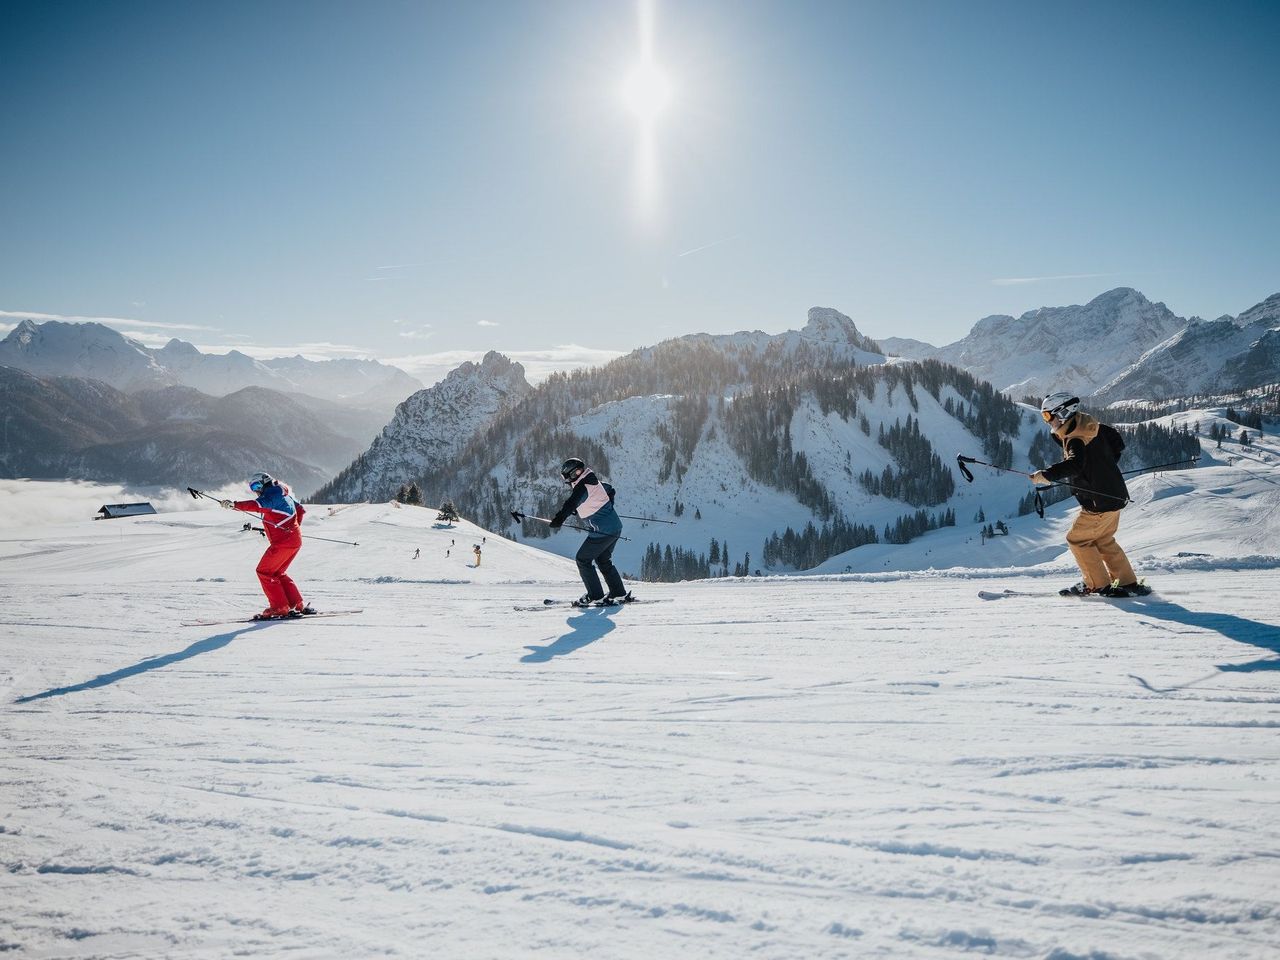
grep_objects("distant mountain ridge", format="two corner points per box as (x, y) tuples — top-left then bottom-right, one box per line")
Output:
(1092, 292), (1280, 403)
(0, 318), (422, 411)
(0, 366), (359, 490)
(314, 351), (533, 502)
(884, 287), (1280, 404)
(928, 288), (1186, 399)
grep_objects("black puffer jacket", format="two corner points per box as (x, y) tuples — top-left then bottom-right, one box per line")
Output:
(1041, 413), (1129, 512)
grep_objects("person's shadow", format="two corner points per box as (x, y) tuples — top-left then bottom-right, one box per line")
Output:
(13, 624), (266, 703)
(1119, 596), (1280, 691)
(521, 608), (618, 663)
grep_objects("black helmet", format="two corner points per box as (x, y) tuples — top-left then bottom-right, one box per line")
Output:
(560, 457), (586, 483)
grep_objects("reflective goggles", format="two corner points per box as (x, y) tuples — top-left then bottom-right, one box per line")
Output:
(249, 479), (265, 493)
(1040, 408), (1057, 423)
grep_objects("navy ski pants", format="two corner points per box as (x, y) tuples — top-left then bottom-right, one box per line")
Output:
(576, 534), (626, 600)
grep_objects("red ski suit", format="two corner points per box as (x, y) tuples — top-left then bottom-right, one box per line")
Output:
(232, 485), (306, 612)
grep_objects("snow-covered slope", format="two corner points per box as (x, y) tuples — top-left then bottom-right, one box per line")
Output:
(931, 288), (1185, 398)
(315, 351), (531, 502)
(2, 455), (1279, 958)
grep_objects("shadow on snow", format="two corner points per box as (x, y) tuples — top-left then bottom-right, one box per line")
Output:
(1121, 597), (1280, 691)
(521, 608), (618, 663)
(13, 624), (267, 703)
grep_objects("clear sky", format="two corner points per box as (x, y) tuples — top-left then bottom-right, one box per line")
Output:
(1, 0), (1277, 382)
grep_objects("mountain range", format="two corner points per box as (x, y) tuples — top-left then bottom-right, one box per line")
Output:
(0, 367), (361, 490)
(883, 288), (1280, 402)
(0, 318), (422, 412)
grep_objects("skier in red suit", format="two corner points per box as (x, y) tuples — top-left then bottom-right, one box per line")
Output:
(220, 472), (315, 620)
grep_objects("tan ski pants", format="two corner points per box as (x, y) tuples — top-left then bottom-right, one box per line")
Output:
(1066, 508), (1136, 590)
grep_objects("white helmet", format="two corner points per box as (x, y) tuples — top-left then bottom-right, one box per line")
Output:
(1040, 392), (1080, 424)
(249, 471), (275, 493)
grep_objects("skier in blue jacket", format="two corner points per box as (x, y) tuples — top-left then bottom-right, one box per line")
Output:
(549, 457), (633, 606)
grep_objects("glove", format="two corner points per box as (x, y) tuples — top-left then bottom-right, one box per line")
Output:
(219, 499), (235, 509)
(549, 522), (562, 533)
(1029, 471), (1048, 486)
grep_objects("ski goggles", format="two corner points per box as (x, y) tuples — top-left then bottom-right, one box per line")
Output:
(249, 479), (266, 493)
(1041, 401), (1078, 423)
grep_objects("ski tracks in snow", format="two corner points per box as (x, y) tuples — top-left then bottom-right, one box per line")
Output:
(3, 569), (1280, 956)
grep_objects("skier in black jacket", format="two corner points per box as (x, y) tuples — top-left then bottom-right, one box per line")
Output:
(1031, 392), (1148, 597)
(550, 457), (633, 606)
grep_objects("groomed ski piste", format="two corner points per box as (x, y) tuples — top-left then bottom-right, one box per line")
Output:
(2, 444), (1279, 958)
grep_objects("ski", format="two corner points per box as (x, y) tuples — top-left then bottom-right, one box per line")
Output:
(977, 589), (1155, 601)
(181, 609), (363, 627)
(512, 598), (671, 612)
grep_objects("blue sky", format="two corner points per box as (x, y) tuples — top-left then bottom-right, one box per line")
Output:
(1, 0), (1276, 382)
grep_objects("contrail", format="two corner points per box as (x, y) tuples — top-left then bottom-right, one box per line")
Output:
(677, 234), (740, 258)
(991, 272), (1120, 286)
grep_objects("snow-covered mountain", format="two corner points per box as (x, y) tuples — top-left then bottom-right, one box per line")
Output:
(0, 367), (366, 490)
(0, 318), (172, 391)
(0, 319), (422, 411)
(1093, 292), (1280, 403)
(928, 288), (1186, 399)
(878, 335), (937, 360)
(380, 307), (1070, 578)
(314, 351), (532, 502)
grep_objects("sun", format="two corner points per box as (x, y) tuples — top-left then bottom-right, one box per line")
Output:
(622, 60), (672, 124)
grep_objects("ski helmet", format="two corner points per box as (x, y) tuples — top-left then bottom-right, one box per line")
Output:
(1040, 392), (1080, 424)
(560, 457), (586, 483)
(249, 471), (276, 493)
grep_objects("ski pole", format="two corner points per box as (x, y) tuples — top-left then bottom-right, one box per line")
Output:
(509, 510), (632, 542)
(616, 513), (677, 524)
(241, 524), (359, 546)
(955, 454), (1135, 518)
(192, 488), (358, 545)
(1121, 456), (1199, 477)
(954, 455), (1031, 482)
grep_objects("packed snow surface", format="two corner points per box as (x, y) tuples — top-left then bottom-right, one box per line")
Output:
(3, 472), (1280, 958)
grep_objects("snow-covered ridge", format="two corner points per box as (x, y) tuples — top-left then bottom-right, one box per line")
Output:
(314, 351), (531, 502)
(0, 318), (422, 410)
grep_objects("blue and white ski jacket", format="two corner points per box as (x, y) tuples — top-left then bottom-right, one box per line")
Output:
(233, 482), (306, 544)
(551, 468), (622, 538)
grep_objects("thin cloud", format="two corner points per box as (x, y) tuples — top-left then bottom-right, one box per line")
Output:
(477, 320), (500, 327)
(377, 263), (419, 271)
(390, 343), (625, 386)
(991, 272), (1120, 286)
(398, 328), (435, 340)
(0, 309), (217, 332)
(193, 341), (377, 361)
(677, 234), (740, 258)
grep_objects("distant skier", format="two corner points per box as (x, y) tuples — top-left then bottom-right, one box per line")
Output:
(220, 472), (315, 619)
(1031, 393), (1148, 597)
(413, 547), (420, 559)
(473, 544), (482, 567)
(549, 457), (633, 606)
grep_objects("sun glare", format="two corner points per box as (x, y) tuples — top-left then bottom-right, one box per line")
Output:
(622, 61), (672, 123)
(624, 0), (672, 225)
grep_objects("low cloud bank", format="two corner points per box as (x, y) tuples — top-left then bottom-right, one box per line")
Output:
(0, 480), (243, 528)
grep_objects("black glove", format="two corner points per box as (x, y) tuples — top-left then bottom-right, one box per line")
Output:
(549, 521), (562, 533)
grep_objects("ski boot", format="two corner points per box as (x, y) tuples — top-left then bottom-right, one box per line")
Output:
(1098, 580), (1152, 598)
(253, 607), (292, 621)
(603, 591), (635, 605)
(571, 594), (603, 608)
(1058, 582), (1095, 597)
(293, 604), (318, 616)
